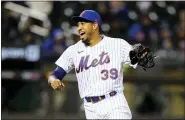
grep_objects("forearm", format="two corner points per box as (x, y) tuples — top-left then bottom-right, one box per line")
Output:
(50, 66), (67, 80)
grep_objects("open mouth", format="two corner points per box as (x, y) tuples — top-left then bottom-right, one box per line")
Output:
(80, 32), (85, 37)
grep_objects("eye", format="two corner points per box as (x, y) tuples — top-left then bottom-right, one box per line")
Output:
(77, 22), (84, 27)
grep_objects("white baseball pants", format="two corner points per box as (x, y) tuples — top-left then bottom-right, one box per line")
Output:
(83, 91), (132, 119)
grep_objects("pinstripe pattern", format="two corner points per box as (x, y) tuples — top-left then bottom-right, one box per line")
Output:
(55, 35), (135, 119)
(83, 91), (132, 119)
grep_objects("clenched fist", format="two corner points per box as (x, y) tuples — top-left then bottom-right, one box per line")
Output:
(48, 76), (65, 90)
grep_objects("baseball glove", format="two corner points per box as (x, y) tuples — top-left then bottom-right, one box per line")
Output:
(129, 44), (155, 71)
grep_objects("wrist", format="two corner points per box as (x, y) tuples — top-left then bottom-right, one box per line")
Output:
(48, 75), (56, 84)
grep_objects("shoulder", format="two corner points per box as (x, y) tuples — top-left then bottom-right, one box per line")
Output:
(103, 35), (129, 45)
(72, 40), (85, 49)
(66, 40), (82, 50)
(63, 44), (75, 54)
(64, 40), (85, 55)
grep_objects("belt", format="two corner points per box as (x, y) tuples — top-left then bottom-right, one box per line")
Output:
(85, 91), (117, 104)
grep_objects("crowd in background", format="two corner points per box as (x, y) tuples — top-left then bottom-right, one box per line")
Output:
(2, 1), (184, 59)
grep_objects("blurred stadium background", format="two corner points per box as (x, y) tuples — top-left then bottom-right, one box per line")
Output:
(1, 1), (185, 119)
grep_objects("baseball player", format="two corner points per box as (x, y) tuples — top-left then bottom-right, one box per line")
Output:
(48, 10), (155, 119)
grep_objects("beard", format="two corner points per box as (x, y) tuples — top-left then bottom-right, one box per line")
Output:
(82, 39), (91, 46)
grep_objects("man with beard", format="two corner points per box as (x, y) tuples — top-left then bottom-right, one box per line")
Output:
(47, 10), (155, 119)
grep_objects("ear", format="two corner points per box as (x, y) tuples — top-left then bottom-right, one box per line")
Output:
(93, 23), (98, 30)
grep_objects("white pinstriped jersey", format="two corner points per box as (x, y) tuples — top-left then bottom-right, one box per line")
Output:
(55, 36), (137, 98)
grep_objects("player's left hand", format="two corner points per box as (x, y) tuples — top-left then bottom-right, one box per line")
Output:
(129, 44), (156, 71)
